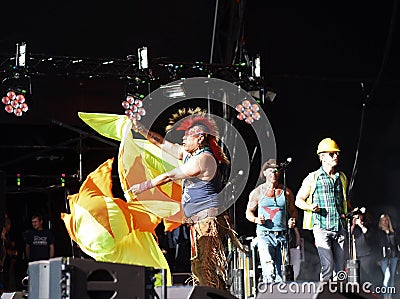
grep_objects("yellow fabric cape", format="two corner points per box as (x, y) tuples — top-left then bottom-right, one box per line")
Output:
(61, 112), (187, 286)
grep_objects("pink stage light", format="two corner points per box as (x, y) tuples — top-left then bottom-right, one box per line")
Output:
(121, 93), (146, 121)
(236, 99), (261, 124)
(2, 89), (28, 117)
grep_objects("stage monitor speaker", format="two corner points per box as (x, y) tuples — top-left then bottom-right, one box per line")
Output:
(155, 285), (237, 299)
(155, 286), (193, 299)
(48, 257), (156, 299)
(2, 292), (26, 299)
(255, 282), (381, 299)
(28, 260), (50, 299)
(188, 286), (237, 299)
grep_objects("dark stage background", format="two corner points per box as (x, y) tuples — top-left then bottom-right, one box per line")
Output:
(0, 0), (400, 286)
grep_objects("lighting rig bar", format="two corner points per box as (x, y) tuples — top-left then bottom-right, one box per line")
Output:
(0, 53), (146, 80)
(0, 53), (265, 89)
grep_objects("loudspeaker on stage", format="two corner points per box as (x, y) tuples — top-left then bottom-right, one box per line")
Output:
(28, 257), (156, 299)
(155, 285), (238, 299)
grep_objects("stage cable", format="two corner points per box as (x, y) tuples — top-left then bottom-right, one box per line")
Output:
(348, 0), (398, 201)
(209, 0), (219, 64)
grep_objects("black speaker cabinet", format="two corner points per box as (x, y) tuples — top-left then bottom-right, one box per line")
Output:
(48, 257), (156, 299)
(155, 285), (238, 299)
(28, 260), (50, 299)
(2, 292), (26, 299)
(155, 286), (193, 299)
(188, 286), (238, 299)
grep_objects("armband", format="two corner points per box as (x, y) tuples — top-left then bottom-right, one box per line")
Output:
(138, 180), (154, 192)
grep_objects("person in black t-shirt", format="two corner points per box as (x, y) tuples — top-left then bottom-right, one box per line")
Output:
(350, 212), (380, 286)
(23, 215), (55, 262)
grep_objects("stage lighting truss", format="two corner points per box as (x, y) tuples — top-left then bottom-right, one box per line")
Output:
(0, 42), (268, 120)
(235, 99), (261, 124)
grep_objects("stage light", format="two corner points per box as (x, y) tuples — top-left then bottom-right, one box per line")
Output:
(17, 173), (21, 187)
(235, 99), (261, 124)
(2, 88), (29, 117)
(254, 55), (261, 78)
(121, 92), (146, 120)
(249, 89), (277, 104)
(1, 42), (31, 117)
(16, 42), (27, 67)
(61, 173), (66, 187)
(138, 46), (148, 69)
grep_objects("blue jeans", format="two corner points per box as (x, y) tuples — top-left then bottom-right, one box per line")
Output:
(256, 231), (288, 283)
(380, 256), (398, 298)
(313, 227), (346, 281)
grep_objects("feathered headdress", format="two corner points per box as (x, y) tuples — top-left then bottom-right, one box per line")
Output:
(165, 107), (230, 165)
(165, 107), (217, 135)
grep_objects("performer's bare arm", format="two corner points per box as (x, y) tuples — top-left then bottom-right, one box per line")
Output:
(245, 188), (265, 224)
(25, 244), (30, 261)
(286, 187), (298, 220)
(49, 243), (55, 258)
(295, 174), (320, 212)
(132, 119), (183, 160)
(127, 153), (216, 196)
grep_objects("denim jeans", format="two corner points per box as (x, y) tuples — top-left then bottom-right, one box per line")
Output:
(380, 256), (398, 298)
(256, 231), (288, 283)
(313, 226), (346, 281)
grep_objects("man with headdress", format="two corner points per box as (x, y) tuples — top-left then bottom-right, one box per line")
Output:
(127, 107), (244, 290)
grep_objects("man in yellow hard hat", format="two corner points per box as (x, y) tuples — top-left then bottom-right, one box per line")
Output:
(295, 138), (351, 281)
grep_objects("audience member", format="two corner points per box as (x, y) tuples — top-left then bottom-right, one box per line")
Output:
(377, 213), (399, 299)
(23, 214), (55, 263)
(350, 212), (380, 285)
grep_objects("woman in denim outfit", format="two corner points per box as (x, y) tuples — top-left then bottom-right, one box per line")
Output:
(377, 213), (399, 299)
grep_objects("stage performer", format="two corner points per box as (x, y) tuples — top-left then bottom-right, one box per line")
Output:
(127, 107), (245, 290)
(295, 137), (351, 281)
(246, 159), (298, 283)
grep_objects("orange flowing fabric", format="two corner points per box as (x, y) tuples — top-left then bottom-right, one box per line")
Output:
(61, 112), (189, 286)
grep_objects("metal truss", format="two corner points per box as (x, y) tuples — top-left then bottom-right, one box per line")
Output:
(0, 53), (265, 90)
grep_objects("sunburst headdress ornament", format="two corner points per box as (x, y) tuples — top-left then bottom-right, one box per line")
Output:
(165, 107), (230, 165)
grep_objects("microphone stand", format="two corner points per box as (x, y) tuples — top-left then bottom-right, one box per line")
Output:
(281, 168), (294, 282)
(346, 214), (360, 283)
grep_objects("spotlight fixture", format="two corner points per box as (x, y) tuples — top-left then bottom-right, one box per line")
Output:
(2, 88), (29, 116)
(253, 55), (261, 78)
(121, 93), (146, 120)
(249, 89), (277, 104)
(138, 46), (148, 69)
(235, 99), (261, 124)
(1, 42), (31, 117)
